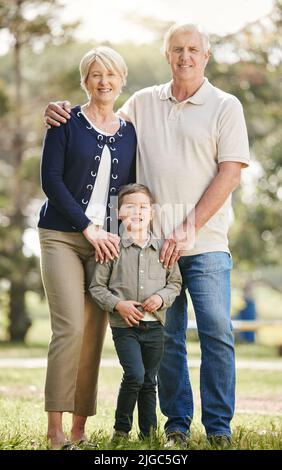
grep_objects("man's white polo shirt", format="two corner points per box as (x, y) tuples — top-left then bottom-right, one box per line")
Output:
(120, 78), (250, 255)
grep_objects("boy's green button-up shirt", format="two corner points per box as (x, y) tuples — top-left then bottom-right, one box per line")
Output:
(89, 233), (182, 327)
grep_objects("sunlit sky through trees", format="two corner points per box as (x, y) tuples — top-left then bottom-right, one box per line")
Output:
(0, 0), (274, 54)
(60, 0), (274, 44)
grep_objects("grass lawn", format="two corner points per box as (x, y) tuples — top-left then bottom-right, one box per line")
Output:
(0, 287), (281, 450)
(0, 360), (281, 450)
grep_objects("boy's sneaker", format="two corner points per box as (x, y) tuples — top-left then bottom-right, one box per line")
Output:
(165, 431), (189, 448)
(207, 434), (232, 449)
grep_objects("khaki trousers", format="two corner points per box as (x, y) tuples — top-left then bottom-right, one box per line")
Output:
(39, 228), (108, 416)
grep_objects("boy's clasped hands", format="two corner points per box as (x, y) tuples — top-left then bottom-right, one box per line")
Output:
(115, 294), (163, 327)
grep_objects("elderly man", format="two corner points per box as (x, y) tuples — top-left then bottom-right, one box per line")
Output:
(45, 23), (250, 446)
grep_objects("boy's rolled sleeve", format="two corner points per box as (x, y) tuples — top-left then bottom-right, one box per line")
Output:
(155, 262), (182, 309)
(89, 261), (121, 313)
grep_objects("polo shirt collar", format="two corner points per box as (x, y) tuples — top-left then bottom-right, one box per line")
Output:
(159, 77), (211, 105)
(121, 232), (158, 250)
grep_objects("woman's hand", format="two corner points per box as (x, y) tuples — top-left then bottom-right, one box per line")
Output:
(83, 224), (120, 263)
(115, 300), (144, 327)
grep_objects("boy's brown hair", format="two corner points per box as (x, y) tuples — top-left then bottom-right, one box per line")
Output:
(117, 183), (154, 209)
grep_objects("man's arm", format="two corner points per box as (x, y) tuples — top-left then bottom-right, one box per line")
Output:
(161, 161), (243, 268)
(44, 102), (132, 128)
(44, 89), (138, 128)
(193, 161), (242, 231)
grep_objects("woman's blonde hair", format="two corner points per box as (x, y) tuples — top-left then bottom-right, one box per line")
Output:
(80, 46), (127, 97)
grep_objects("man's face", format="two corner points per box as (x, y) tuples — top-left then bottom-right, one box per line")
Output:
(166, 31), (210, 84)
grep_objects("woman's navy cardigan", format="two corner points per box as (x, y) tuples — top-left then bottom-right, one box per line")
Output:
(38, 105), (136, 232)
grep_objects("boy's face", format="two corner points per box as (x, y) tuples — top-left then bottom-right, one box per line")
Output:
(118, 192), (152, 234)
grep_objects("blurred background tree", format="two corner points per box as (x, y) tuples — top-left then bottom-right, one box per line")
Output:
(0, 0), (79, 341)
(0, 0), (281, 342)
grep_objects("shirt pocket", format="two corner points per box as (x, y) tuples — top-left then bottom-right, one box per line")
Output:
(148, 259), (166, 281)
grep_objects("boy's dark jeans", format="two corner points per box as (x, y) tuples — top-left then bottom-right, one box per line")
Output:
(111, 321), (164, 437)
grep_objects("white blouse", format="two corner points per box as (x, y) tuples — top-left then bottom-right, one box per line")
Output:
(81, 111), (113, 227)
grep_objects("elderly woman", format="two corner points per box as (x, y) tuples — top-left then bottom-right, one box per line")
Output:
(38, 46), (137, 449)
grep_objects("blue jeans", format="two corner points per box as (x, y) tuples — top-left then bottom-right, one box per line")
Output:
(112, 321), (164, 436)
(158, 252), (235, 437)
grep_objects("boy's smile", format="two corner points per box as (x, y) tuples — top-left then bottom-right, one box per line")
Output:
(118, 192), (153, 236)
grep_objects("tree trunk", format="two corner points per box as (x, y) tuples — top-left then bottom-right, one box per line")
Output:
(7, 16), (32, 343)
(8, 280), (31, 342)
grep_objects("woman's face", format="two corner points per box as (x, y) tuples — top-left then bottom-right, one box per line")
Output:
(86, 61), (123, 104)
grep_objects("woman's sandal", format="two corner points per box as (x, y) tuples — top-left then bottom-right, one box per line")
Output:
(76, 440), (97, 450)
(60, 441), (79, 450)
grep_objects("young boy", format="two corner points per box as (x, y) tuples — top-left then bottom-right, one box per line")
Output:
(89, 183), (182, 439)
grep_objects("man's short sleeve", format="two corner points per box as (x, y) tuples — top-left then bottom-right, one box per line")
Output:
(217, 97), (250, 168)
(119, 94), (137, 126)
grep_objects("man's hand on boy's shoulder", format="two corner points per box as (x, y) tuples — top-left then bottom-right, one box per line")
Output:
(142, 294), (163, 313)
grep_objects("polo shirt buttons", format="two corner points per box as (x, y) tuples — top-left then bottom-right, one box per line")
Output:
(168, 105), (180, 121)
(140, 286), (144, 290)
(169, 102), (185, 121)
(140, 270), (144, 274)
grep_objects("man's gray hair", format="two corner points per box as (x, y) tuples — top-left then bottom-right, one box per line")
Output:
(162, 23), (211, 54)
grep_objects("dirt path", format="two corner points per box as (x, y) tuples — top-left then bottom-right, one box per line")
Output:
(1, 357), (281, 416)
(235, 396), (282, 415)
(1, 357), (281, 370)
